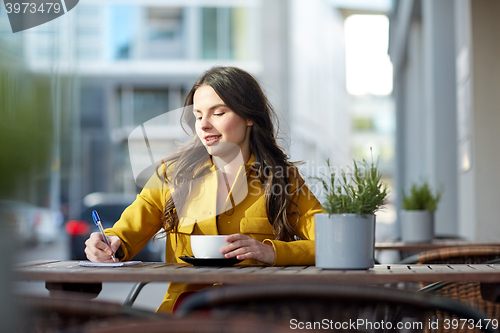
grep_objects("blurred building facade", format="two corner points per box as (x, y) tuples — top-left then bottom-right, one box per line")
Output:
(19, 0), (352, 220)
(389, 0), (500, 240)
(5, 0), (398, 229)
(20, 0), (274, 219)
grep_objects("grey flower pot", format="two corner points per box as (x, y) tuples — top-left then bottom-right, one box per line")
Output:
(315, 213), (375, 269)
(400, 210), (434, 243)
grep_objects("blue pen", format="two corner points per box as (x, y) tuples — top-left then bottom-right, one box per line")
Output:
(92, 210), (116, 262)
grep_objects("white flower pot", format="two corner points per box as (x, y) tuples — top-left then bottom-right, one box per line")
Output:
(315, 213), (375, 269)
(400, 210), (434, 243)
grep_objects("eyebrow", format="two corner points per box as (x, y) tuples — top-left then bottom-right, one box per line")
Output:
(193, 104), (228, 113)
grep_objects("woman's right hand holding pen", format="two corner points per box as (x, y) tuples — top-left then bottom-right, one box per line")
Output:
(85, 232), (121, 262)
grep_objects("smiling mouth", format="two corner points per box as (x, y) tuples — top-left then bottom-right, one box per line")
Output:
(205, 135), (221, 146)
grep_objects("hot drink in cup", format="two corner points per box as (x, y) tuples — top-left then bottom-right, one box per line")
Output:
(190, 235), (229, 258)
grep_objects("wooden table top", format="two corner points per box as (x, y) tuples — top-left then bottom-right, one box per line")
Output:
(15, 260), (500, 285)
(375, 239), (500, 251)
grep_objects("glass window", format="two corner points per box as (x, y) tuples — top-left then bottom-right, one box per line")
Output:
(143, 7), (185, 59)
(109, 5), (135, 60)
(202, 8), (218, 59)
(132, 89), (169, 126)
(202, 7), (234, 60)
(106, 5), (253, 61)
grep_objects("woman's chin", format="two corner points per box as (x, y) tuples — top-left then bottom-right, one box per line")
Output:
(206, 142), (241, 160)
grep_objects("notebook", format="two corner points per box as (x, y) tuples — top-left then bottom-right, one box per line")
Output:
(79, 261), (142, 267)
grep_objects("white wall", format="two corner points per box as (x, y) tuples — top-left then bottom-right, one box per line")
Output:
(454, 0), (476, 239)
(390, 0), (458, 238)
(259, 0), (290, 150)
(454, 0), (500, 240)
(421, 0), (458, 236)
(469, 0), (500, 239)
(392, 0), (500, 240)
(288, 0), (349, 181)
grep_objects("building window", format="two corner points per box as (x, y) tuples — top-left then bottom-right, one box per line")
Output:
(143, 7), (185, 59)
(109, 5), (136, 60)
(133, 89), (170, 126)
(202, 7), (234, 60)
(107, 5), (255, 61)
(118, 88), (172, 127)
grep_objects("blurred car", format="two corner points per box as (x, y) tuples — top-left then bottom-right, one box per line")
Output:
(65, 192), (164, 261)
(0, 200), (62, 246)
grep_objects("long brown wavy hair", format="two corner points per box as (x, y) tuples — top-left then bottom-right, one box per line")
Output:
(157, 66), (303, 241)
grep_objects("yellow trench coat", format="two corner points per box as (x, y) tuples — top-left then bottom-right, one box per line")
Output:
(105, 155), (323, 313)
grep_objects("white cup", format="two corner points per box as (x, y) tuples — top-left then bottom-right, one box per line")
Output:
(190, 235), (229, 258)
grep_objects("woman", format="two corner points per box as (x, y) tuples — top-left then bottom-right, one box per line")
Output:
(84, 66), (323, 313)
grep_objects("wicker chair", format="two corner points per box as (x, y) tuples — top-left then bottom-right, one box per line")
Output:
(398, 246), (500, 265)
(174, 283), (496, 333)
(417, 246), (500, 265)
(409, 246), (500, 333)
(82, 317), (299, 333)
(420, 281), (500, 333)
(16, 293), (168, 333)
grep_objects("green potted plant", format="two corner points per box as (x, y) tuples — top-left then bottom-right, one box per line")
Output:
(400, 181), (442, 243)
(313, 159), (388, 269)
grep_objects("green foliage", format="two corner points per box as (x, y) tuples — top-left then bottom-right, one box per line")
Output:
(0, 52), (53, 199)
(402, 181), (442, 212)
(314, 159), (388, 216)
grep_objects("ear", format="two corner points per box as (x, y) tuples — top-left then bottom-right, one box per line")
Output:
(246, 119), (253, 127)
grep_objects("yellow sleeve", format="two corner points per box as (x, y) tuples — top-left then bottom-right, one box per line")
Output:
(104, 168), (169, 261)
(263, 174), (324, 266)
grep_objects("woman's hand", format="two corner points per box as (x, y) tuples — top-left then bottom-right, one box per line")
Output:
(222, 234), (275, 265)
(84, 232), (121, 263)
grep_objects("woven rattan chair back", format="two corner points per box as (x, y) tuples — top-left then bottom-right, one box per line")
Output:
(16, 293), (167, 332)
(416, 247), (500, 333)
(175, 284), (495, 333)
(417, 246), (500, 265)
(82, 317), (301, 333)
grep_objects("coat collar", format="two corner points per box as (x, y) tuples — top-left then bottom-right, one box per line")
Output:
(193, 153), (256, 178)
(180, 153), (257, 236)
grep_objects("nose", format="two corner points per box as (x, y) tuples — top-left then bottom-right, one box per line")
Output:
(198, 116), (212, 130)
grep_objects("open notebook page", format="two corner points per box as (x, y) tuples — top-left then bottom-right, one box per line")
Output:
(79, 261), (142, 267)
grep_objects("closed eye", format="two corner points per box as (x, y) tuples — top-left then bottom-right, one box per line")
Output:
(193, 109), (225, 120)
